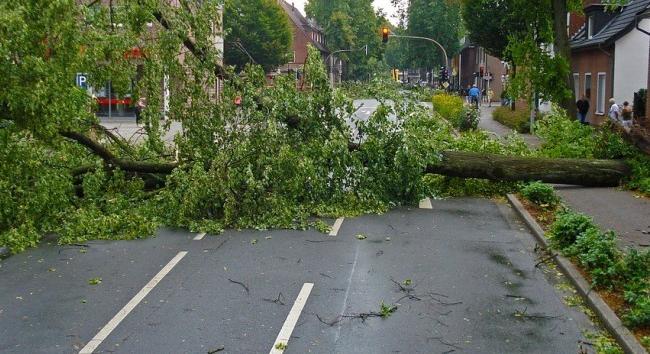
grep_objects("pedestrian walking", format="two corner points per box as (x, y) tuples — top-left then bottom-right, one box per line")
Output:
(487, 88), (494, 107)
(621, 101), (633, 129)
(465, 85), (472, 104)
(576, 96), (590, 124)
(608, 98), (620, 123)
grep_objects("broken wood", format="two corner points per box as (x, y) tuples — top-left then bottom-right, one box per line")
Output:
(426, 151), (631, 187)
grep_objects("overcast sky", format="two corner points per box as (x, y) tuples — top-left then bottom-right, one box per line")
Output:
(290, 0), (399, 24)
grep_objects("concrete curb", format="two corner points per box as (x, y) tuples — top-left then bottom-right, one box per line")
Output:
(506, 194), (647, 354)
(0, 246), (9, 260)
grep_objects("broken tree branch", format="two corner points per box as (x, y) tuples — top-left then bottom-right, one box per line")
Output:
(60, 130), (178, 174)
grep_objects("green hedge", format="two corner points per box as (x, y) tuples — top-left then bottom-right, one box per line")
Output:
(492, 106), (531, 133)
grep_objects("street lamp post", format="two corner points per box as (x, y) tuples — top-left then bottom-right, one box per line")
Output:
(325, 45), (368, 88)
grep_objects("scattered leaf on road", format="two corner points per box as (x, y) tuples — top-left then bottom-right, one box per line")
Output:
(356, 234), (367, 240)
(88, 277), (102, 285)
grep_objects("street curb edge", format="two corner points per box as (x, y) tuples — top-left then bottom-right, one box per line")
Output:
(0, 246), (9, 260)
(506, 193), (647, 354)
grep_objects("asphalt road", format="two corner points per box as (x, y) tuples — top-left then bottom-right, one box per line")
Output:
(0, 198), (602, 354)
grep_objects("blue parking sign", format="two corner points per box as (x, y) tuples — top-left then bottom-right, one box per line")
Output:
(76, 73), (88, 90)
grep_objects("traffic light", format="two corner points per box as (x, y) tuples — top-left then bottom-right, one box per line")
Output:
(382, 27), (390, 43)
(439, 66), (449, 82)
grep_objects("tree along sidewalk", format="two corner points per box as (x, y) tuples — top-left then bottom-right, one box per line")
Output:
(478, 106), (650, 251)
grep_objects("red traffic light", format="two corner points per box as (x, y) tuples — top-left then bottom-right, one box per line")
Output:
(382, 27), (390, 43)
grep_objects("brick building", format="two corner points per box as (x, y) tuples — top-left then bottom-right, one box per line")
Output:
(453, 40), (508, 102)
(276, 1), (339, 82)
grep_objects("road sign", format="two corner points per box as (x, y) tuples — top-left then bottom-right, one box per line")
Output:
(442, 82), (450, 89)
(76, 73), (88, 90)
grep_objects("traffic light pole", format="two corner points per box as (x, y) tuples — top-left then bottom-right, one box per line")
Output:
(388, 34), (449, 74)
(325, 45), (368, 88)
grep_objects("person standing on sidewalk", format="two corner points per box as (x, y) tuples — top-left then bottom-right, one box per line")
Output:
(608, 98), (620, 123)
(621, 101), (633, 129)
(576, 96), (590, 125)
(487, 88), (494, 107)
(135, 97), (147, 125)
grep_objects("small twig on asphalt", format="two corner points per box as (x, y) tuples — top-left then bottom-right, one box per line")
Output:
(427, 294), (462, 306)
(535, 253), (558, 268)
(505, 294), (526, 299)
(263, 292), (285, 305)
(319, 272), (333, 279)
(227, 278), (250, 295)
(427, 336), (462, 350)
(305, 239), (329, 243)
(513, 307), (562, 320)
(207, 346), (225, 353)
(442, 350), (456, 354)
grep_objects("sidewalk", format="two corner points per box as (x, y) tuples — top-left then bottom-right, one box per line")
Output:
(478, 106), (650, 250)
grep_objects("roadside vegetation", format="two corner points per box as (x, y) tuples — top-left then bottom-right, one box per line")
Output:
(432, 94), (480, 132)
(534, 110), (650, 196)
(518, 182), (650, 349)
(492, 106), (536, 134)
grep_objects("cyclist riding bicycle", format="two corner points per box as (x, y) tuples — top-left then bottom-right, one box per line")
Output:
(468, 85), (481, 108)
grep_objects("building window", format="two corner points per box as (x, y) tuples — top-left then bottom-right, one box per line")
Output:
(585, 73), (592, 99)
(596, 73), (606, 114)
(573, 73), (580, 100)
(587, 16), (594, 39)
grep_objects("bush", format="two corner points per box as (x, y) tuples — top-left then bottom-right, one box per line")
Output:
(432, 94), (464, 125)
(569, 229), (620, 287)
(460, 107), (480, 131)
(493, 106), (532, 133)
(520, 181), (559, 207)
(624, 297), (650, 328)
(548, 209), (598, 250)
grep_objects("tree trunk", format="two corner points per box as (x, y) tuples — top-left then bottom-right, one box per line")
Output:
(552, 0), (575, 115)
(426, 151), (631, 187)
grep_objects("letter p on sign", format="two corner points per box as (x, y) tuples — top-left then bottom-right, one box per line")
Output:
(76, 73), (88, 90)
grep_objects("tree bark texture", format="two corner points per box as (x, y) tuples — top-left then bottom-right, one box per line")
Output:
(426, 151), (631, 187)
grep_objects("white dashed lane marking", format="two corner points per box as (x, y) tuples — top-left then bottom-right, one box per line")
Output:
(193, 232), (207, 241)
(79, 251), (188, 354)
(269, 283), (314, 354)
(329, 217), (345, 236)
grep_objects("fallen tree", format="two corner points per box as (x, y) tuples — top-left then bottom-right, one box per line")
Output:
(426, 151), (631, 187)
(65, 130), (631, 188)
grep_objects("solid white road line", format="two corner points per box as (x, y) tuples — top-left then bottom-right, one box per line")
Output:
(329, 217), (345, 237)
(269, 283), (314, 354)
(193, 232), (207, 241)
(419, 198), (433, 209)
(79, 251), (188, 354)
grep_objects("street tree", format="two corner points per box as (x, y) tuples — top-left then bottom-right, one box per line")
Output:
(306, 0), (386, 80)
(405, 0), (462, 69)
(224, 0), (293, 72)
